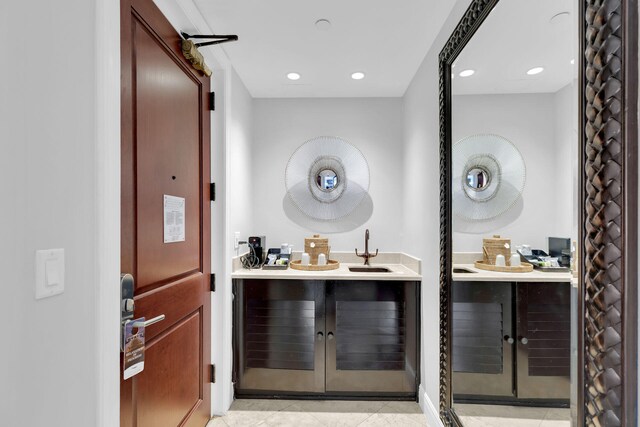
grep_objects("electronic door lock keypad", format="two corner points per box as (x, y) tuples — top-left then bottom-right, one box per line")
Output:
(121, 274), (135, 322)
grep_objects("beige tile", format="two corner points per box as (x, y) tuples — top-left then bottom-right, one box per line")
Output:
(294, 400), (387, 414)
(222, 410), (274, 427)
(454, 404), (548, 420)
(459, 415), (542, 427)
(457, 416), (496, 427)
(206, 417), (228, 427)
(359, 412), (427, 426)
(539, 420), (570, 427)
(217, 399), (428, 427)
(307, 411), (374, 426)
(378, 401), (423, 414)
(221, 399), (296, 426)
(543, 408), (571, 421)
(261, 404), (325, 426)
(230, 399), (295, 412)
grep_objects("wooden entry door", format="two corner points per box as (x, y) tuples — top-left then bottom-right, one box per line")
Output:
(120, 0), (211, 425)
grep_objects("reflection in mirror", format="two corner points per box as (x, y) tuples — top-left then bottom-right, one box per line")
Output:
(449, 0), (578, 426)
(317, 169), (339, 191)
(465, 167), (490, 190)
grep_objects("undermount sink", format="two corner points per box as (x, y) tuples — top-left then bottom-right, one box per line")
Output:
(453, 267), (477, 274)
(349, 266), (392, 273)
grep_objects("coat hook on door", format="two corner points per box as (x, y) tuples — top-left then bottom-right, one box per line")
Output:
(181, 32), (239, 48)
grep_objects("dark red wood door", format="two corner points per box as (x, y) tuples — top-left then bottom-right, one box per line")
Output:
(121, 0), (211, 425)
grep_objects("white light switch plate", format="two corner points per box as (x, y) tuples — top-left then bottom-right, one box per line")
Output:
(36, 249), (65, 299)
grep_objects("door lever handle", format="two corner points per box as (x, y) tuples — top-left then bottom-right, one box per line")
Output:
(132, 314), (166, 328)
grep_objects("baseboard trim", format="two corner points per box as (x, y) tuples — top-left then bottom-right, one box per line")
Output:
(419, 384), (443, 427)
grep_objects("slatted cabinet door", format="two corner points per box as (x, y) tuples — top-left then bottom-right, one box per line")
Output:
(516, 282), (571, 399)
(452, 281), (514, 398)
(325, 280), (419, 394)
(234, 279), (326, 394)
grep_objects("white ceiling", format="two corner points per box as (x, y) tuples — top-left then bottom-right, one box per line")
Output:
(452, 0), (578, 95)
(192, 0), (456, 98)
(191, 0), (578, 98)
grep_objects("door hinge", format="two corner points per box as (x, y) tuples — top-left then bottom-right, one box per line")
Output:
(210, 274), (216, 292)
(210, 182), (215, 201)
(209, 92), (215, 111)
(210, 364), (216, 383)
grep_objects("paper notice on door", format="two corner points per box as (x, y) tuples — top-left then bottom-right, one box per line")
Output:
(123, 318), (145, 380)
(164, 195), (185, 243)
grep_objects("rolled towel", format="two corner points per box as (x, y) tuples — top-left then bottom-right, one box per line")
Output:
(181, 40), (212, 77)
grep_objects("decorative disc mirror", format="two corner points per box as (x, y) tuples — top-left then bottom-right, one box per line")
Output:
(452, 134), (525, 221)
(285, 136), (370, 221)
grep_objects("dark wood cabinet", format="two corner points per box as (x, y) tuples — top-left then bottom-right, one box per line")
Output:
(233, 279), (419, 398)
(233, 279), (325, 393)
(515, 282), (571, 400)
(326, 280), (418, 394)
(452, 281), (513, 397)
(452, 280), (571, 404)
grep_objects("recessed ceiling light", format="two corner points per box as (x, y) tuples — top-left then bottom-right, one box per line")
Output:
(570, 59), (575, 65)
(459, 69), (475, 77)
(526, 67), (544, 75)
(287, 72), (301, 81)
(315, 19), (331, 31)
(351, 72), (365, 80)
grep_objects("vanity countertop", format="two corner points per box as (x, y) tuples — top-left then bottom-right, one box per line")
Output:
(453, 263), (574, 283)
(231, 252), (422, 281)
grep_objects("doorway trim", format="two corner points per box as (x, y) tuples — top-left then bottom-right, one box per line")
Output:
(94, 0), (121, 425)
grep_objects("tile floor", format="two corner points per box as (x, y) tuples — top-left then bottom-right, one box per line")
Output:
(206, 399), (428, 426)
(454, 404), (571, 427)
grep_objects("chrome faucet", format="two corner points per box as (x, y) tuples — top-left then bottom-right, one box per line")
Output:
(355, 229), (378, 266)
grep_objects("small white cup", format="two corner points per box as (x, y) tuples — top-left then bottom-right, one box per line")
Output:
(495, 254), (506, 267)
(510, 253), (521, 267)
(301, 252), (310, 266)
(317, 253), (327, 266)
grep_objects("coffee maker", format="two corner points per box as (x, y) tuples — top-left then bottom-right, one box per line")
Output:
(248, 236), (266, 264)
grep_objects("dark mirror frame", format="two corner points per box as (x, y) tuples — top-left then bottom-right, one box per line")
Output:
(438, 0), (638, 425)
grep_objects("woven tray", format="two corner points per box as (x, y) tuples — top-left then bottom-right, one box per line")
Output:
(289, 259), (340, 271)
(474, 261), (534, 273)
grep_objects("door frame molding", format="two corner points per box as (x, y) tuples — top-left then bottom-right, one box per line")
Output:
(95, 0), (122, 424)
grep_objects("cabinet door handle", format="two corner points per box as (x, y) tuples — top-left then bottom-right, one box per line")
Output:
(519, 336), (529, 345)
(504, 335), (514, 344)
(327, 332), (334, 340)
(316, 332), (324, 341)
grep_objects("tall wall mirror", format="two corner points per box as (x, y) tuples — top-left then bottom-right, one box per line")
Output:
(450, 1), (579, 425)
(439, 0), (638, 426)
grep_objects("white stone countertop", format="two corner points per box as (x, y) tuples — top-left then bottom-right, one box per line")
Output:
(452, 263), (574, 283)
(231, 252), (422, 281)
(452, 252), (575, 283)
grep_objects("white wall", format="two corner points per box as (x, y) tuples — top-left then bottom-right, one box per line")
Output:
(251, 98), (404, 252)
(553, 82), (579, 244)
(0, 0), (102, 425)
(226, 70), (254, 249)
(218, 67), (254, 414)
(451, 90), (575, 252)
